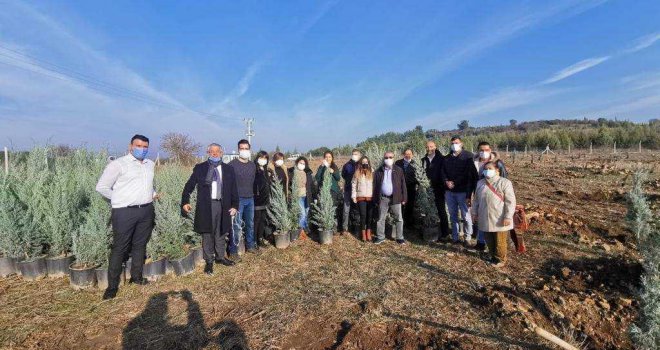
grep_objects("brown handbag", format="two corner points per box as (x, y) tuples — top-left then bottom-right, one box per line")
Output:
(485, 182), (527, 253)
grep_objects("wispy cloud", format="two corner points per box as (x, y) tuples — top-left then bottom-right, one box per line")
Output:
(624, 31), (660, 53)
(541, 56), (611, 84)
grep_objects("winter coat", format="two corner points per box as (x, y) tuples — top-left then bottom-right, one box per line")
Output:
(395, 158), (419, 188)
(473, 176), (516, 232)
(181, 161), (239, 234)
(341, 160), (358, 193)
(254, 166), (274, 209)
(351, 172), (374, 200)
(440, 150), (478, 195)
(421, 150), (444, 190)
(473, 151), (508, 179)
(372, 165), (408, 205)
(288, 167), (316, 204)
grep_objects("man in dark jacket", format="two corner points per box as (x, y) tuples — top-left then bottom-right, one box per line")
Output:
(373, 151), (408, 245)
(421, 140), (450, 239)
(340, 149), (362, 234)
(182, 143), (239, 275)
(440, 136), (478, 245)
(395, 148), (418, 228)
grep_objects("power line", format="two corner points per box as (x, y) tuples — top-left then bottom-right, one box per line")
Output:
(0, 45), (239, 122)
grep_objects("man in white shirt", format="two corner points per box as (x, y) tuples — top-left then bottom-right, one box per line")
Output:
(96, 134), (156, 300)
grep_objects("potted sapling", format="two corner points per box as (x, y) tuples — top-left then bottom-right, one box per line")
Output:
(288, 170), (303, 242)
(267, 175), (293, 249)
(0, 171), (24, 277)
(310, 170), (337, 245)
(411, 161), (441, 242)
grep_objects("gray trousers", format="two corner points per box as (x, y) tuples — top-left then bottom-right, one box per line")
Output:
(342, 191), (352, 231)
(376, 196), (404, 240)
(202, 200), (228, 262)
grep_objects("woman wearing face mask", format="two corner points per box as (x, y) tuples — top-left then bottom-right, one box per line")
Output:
(288, 156), (315, 238)
(472, 162), (516, 268)
(315, 151), (342, 232)
(272, 152), (289, 197)
(351, 156), (374, 241)
(253, 151), (274, 248)
(472, 141), (508, 251)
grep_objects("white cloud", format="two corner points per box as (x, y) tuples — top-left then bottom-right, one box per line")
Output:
(541, 56), (611, 85)
(624, 32), (660, 53)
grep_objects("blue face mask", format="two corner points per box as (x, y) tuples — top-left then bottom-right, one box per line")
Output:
(132, 147), (148, 160)
(209, 156), (221, 163)
(484, 169), (496, 179)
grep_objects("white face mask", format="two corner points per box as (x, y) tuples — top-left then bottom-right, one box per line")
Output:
(351, 154), (360, 162)
(384, 158), (394, 167)
(479, 151), (491, 160)
(323, 160), (330, 167)
(484, 169), (496, 179)
(451, 143), (462, 153)
(257, 158), (267, 166)
(239, 150), (251, 160)
(275, 159), (284, 167)
(297, 163), (306, 171)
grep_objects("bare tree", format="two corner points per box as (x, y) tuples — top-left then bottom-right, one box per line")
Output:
(160, 132), (201, 166)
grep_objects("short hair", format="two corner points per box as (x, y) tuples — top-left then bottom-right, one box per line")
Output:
(131, 134), (149, 144)
(402, 148), (413, 154)
(483, 161), (498, 169)
(450, 136), (461, 142)
(477, 141), (491, 148)
(352, 149), (361, 154)
(426, 140), (436, 145)
(273, 152), (285, 161)
(207, 143), (223, 152)
(237, 139), (251, 149)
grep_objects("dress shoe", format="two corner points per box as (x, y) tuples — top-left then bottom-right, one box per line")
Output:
(204, 262), (214, 275)
(216, 258), (236, 266)
(102, 288), (118, 300)
(128, 277), (149, 285)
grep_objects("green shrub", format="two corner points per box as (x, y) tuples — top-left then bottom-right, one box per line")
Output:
(268, 173), (295, 233)
(310, 170), (336, 231)
(412, 160), (439, 228)
(0, 171), (24, 259)
(289, 170), (303, 229)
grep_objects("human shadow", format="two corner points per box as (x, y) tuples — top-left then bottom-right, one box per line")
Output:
(122, 290), (250, 350)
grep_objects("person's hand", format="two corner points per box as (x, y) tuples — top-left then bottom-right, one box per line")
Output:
(466, 197), (472, 207)
(503, 218), (512, 226)
(229, 208), (238, 216)
(446, 181), (454, 189)
(182, 204), (192, 213)
(154, 193), (162, 201)
(329, 168), (334, 174)
(401, 201), (406, 206)
(472, 214), (478, 222)
(352, 198), (357, 204)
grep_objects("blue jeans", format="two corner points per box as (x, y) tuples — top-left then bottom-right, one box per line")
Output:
(476, 228), (486, 244)
(445, 191), (473, 242)
(230, 197), (255, 254)
(298, 197), (309, 230)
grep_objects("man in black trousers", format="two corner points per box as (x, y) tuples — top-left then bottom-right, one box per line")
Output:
(181, 143), (239, 276)
(96, 134), (158, 300)
(395, 148), (418, 228)
(421, 140), (450, 240)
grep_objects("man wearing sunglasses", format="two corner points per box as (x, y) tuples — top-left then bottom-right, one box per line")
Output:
(372, 151), (408, 245)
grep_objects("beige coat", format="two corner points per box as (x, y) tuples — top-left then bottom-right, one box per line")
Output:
(351, 173), (373, 200)
(473, 176), (516, 232)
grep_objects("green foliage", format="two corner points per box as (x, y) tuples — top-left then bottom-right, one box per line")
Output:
(289, 170), (303, 229)
(627, 171), (660, 349)
(267, 174), (295, 232)
(412, 161), (439, 228)
(0, 171), (24, 258)
(310, 170), (336, 231)
(149, 164), (194, 260)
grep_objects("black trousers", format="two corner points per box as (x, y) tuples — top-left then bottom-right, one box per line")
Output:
(202, 200), (228, 262)
(433, 187), (450, 236)
(108, 204), (155, 290)
(254, 208), (267, 244)
(403, 185), (416, 226)
(357, 200), (373, 231)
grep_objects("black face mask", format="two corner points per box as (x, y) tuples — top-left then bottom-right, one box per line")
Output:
(362, 163), (369, 168)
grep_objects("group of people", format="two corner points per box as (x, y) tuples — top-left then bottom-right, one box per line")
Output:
(95, 134), (517, 300)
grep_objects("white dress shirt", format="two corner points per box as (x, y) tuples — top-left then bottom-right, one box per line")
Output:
(96, 154), (156, 208)
(211, 164), (223, 200)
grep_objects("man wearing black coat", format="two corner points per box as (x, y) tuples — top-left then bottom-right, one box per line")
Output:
(395, 149), (418, 228)
(373, 151), (408, 245)
(182, 143), (239, 275)
(421, 140), (450, 239)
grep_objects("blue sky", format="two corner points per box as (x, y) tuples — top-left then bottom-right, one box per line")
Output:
(0, 0), (659, 153)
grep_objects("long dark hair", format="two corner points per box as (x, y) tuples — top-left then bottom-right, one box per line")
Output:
(254, 150), (269, 167)
(356, 156), (373, 179)
(322, 151), (339, 171)
(295, 156), (311, 172)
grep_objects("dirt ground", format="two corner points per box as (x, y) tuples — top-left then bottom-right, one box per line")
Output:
(1, 150), (657, 350)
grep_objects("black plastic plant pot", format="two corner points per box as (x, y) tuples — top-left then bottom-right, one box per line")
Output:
(0, 256), (17, 277)
(143, 258), (168, 281)
(191, 246), (204, 266)
(46, 255), (74, 278)
(274, 231), (290, 249)
(69, 263), (97, 290)
(423, 226), (440, 242)
(319, 230), (334, 245)
(95, 267), (125, 289)
(168, 253), (195, 276)
(237, 236), (246, 255)
(17, 256), (47, 280)
(289, 229), (300, 242)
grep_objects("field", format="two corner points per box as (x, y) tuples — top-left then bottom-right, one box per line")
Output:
(0, 150), (657, 350)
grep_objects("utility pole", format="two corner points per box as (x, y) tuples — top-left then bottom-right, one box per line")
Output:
(243, 118), (255, 145)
